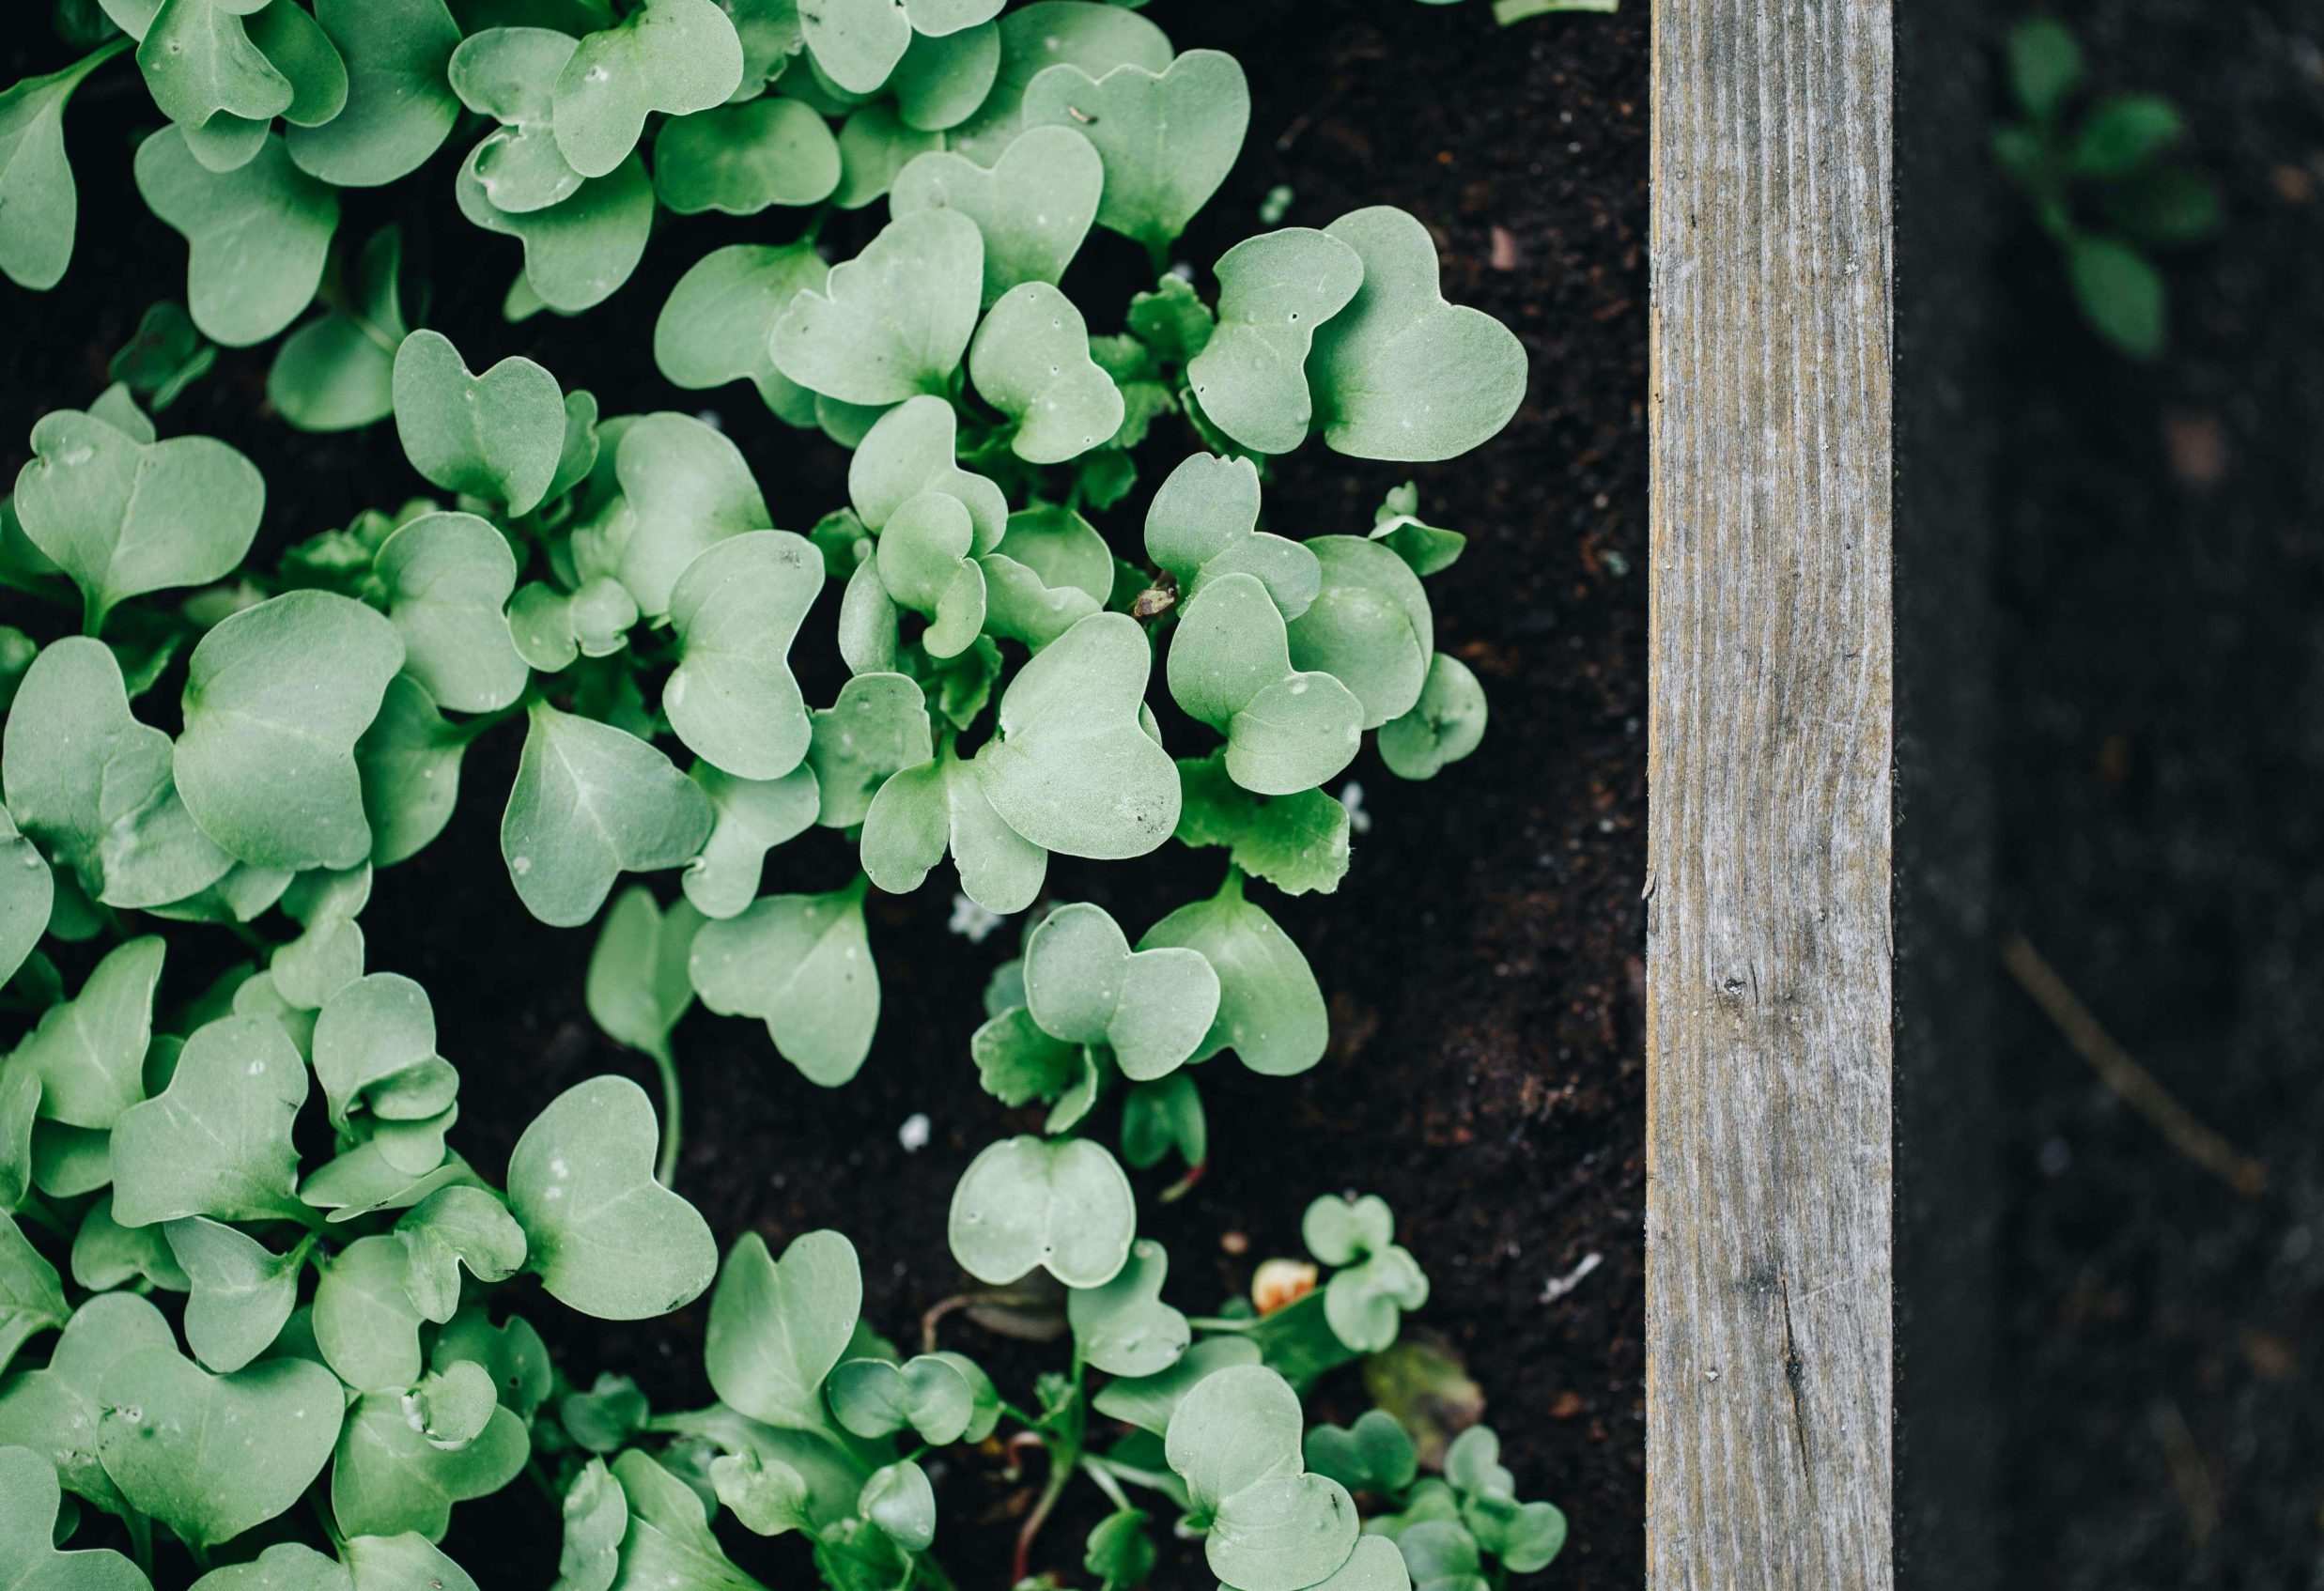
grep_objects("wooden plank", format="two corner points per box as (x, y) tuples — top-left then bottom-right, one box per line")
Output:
(1644, 0), (1896, 1583)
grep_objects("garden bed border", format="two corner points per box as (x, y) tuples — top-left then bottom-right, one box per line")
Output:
(1645, 0), (1897, 1584)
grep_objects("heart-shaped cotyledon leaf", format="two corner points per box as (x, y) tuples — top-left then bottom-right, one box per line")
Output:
(1141, 869), (1327, 1078)
(803, 671), (934, 827)
(1089, 1334), (1258, 1437)
(1167, 1364), (1361, 1591)
(847, 395), (1007, 548)
(1378, 652), (1488, 781)
(703, 1228), (860, 1431)
(0, 1439), (147, 1586)
(948, 1134), (1136, 1289)
(689, 876), (879, 1087)
(175, 591), (406, 873)
(553, 0), (745, 178)
(286, 0), (463, 188)
(946, 0), (1170, 164)
(1022, 902), (1218, 1082)
(1068, 1237), (1189, 1378)
(968, 282), (1124, 464)
(371, 513), (529, 714)
(134, 129), (339, 347)
(1142, 453), (1321, 619)
(1283, 535), (1434, 730)
(0, 1291), (177, 1516)
(2, 639), (233, 910)
(873, 491), (985, 657)
(655, 96), (841, 215)
(1304, 205), (1527, 462)
(392, 332), (566, 516)
(449, 26), (584, 214)
(972, 611), (1180, 860)
(861, 747), (1045, 913)
(329, 1387), (529, 1539)
(500, 703), (715, 928)
(506, 1075), (717, 1320)
(1168, 572), (1363, 797)
(163, 1217), (303, 1374)
(97, 1346), (345, 1552)
(798, 0), (909, 95)
(132, 0), (290, 139)
(1022, 50), (1247, 259)
(681, 761), (819, 919)
(890, 22), (999, 132)
(574, 409), (773, 621)
(109, 1013), (307, 1227)
(454, 146), (656, 316)
(0, 45), (120, 292)
(655, 242), (829, 425)
(664, 532), (823, 780)
(978, 502), (1110, 650)
(1187, 227), (1366, 456)
(889, 125), (1103, 305)
(7, 929), (161, 1128)
(827, 1352), (988, 1445)
(11, 405), (262, 635)
(769, 209), (984, 406)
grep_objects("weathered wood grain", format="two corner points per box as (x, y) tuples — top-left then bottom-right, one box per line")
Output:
(1645, 0), (1896, 1583)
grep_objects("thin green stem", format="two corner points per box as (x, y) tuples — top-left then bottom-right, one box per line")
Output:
(125, 1511), (153, 1581)
(1078, 1456), (1132, 1513)
(1183, 1315), (1258, 1334)
(650, 1042), (681, 1187)
(1083, 1456), (1183, 1499)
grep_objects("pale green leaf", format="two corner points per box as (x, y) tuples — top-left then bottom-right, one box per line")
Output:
(666, 532), (821, 780)
(703, 1229), (860, 1430)
(500, 703), (715, 928)
(1305, 207), (1526, 461)
(688, 879), (878, 1086)
(967, 282), (1123, 464)
(391, 332), (566, 516)
(175, 591), (406, 873)
(654, 97), (839, 214)
(768, 209), (983, 405)
(1187, 227), (1365, 455)
(505, 1075), (716, 1319)
(1141, 870), (1326, 1078)
(96, 1347), (344, 1552)
(946, 1134), (1134, 1289)
(287, 0), (464, 187)
(1021, 51), (1247, 256)
(108, 1014), (307, 1227)
(134, 129), (338, 348)
(553, 0), (745, 178)
(889, 125), (1100, 305)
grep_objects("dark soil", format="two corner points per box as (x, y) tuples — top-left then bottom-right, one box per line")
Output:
(1, 2), (1650, 1585)
(1981, 0), (2324, 1584)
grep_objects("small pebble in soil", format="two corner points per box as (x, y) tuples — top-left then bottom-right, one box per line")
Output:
(1220, 1229), (1250, 1256)
(898, 1113), (931, 1152)
(2037, 1136), (2071, 1176)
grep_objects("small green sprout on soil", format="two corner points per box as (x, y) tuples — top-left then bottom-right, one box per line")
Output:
(0, 1), (1564, 1586)
(1992, 14), (2222, 360)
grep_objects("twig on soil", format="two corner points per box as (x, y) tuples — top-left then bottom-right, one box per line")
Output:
(2146, 1398), (2219, 1546)
(1541, 1251), (1603, 1305)
(2000, 933), (2267, 1197)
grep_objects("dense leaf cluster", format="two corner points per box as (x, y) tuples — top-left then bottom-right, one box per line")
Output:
(0, 2), (1560, 1587)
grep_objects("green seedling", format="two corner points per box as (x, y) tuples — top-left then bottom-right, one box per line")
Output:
(1991, 14), (2221, 359)
(0, 4), (1554, 1583)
